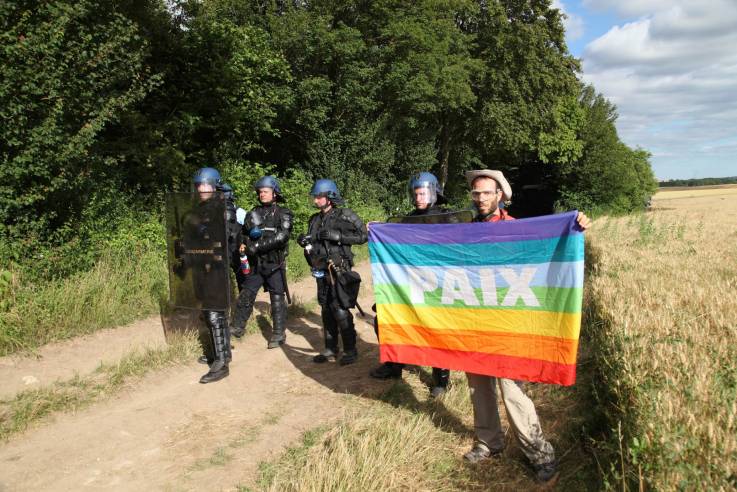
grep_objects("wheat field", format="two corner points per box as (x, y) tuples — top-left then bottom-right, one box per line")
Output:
(586, 186), (737, 489)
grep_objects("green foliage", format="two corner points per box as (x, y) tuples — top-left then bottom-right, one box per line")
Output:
(0, 210), (166, 354)
(555, 85), (659, 214)
(0, 0), (159, 241)
(1, 0), (660, 352)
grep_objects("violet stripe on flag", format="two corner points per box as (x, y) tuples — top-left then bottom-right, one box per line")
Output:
(368, 210), (584, 386)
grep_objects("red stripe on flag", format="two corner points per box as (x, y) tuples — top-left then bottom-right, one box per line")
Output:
(380, 344), (576, 386)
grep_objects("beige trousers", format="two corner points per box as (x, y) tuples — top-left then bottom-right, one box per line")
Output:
(466, 373), (555, 465)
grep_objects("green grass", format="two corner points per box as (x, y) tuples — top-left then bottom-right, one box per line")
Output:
(0, 244), (167, 355)
(0, 333), (200, 440)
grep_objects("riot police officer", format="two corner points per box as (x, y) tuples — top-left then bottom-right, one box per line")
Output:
(189, 167), (232, 383)
(298, 179), (367, 366)
(231, 176), (293, 349)
(370, 172), (453, 397)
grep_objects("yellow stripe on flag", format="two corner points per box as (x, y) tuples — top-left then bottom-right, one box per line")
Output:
(377, 303), (581, 340)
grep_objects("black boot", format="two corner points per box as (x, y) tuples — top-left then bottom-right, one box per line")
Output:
(200, 311), (230, 384)
(232, 288), (257, 338)
(370, 362), (403, 379)
(313, 307), (339, 363)
(267, 292), (287, 349)
(224, 317), (232, 363)
(198, 320), (215, 366)
(335, 307), (358, 366)
(430, 367), (450, 397)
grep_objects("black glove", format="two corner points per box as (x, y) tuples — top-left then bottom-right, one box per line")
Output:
(297, 233), (311, 248)
(317, 229), (341, 243)
(245, 240), (259, 256)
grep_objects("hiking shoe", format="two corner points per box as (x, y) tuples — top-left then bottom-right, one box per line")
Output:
(197, 355), (210, 365)
(533, 460), (559, 484)
(313, 349), (338, 363)
(231, 326), (245, 338)
(463, 443), (502, 464)
(369, 363), (402, 379)
(339, 350), (358, 366)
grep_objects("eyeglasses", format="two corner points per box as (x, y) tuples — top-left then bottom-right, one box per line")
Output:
(470, 189), (499, 199)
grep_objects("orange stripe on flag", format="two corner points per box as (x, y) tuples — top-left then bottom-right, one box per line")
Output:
(379, 323), (579, 365)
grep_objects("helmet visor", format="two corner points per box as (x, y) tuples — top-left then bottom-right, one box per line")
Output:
(410, 183), (437, 208)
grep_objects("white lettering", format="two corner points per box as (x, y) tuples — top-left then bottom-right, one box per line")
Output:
(407, 267), (438, 303)
(441, 268), (480, 306)
(479, 268), (498, 306)
(499, 267), (539, 307)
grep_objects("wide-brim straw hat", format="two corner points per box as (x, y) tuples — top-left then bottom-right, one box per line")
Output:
(465, 169), (512, 202)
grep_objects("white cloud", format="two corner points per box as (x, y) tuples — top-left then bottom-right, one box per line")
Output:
(552, 0), (585, 41)
(582, 0), (676, 18)
(580, 0), (737, 179)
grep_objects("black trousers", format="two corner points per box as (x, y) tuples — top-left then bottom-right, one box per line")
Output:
(241, 266), (285, 295)
(316, 276), (356, 353)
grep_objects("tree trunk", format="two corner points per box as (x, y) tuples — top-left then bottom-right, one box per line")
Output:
(439, 121), (450, 190)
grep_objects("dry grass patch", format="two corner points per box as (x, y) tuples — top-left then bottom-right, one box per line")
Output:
(253, 364), (598, 491)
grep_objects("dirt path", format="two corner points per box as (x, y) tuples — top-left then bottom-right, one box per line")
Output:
(0, 262), (387, 491)
(0, 318), (168, 400)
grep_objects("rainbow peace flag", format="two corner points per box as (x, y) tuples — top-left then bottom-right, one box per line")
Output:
(369, 210), (584, 386)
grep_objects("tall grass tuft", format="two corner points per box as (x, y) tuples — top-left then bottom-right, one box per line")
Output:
(259, 401), (458, 491)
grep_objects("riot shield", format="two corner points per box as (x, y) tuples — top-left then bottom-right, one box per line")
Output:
(165, 192), (231, 311)
(386, 210), (474, 224)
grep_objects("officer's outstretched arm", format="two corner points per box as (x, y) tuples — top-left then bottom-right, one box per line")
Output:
(339, 210), (368, 245)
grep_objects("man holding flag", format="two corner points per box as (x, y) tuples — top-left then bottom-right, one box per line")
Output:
(369, 168), (591, 483)
(462, 169), (590, 484)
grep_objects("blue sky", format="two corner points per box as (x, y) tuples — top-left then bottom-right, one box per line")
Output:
(553, 0), (737, 181)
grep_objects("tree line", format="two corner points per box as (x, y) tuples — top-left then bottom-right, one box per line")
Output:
(659, 177), (737, 187)
(1, 0), (657, 275)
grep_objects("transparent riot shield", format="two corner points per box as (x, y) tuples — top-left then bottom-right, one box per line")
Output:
(386, 209), (474, 224)
(165, 192), (231, 312)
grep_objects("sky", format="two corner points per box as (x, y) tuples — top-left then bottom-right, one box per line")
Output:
(552, 0), (737, 181)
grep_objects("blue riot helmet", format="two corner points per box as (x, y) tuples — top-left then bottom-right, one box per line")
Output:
(408, 171), (445, 208)
(193, 167), (221, 188)
(254, 175), (283, 203)
(220, 183), (234, 200)
(310, 179), (343, 205)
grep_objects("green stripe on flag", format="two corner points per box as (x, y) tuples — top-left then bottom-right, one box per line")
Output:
(374, 284), (582, 314)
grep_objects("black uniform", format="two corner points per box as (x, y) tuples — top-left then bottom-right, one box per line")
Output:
(182, 195), (232, 383)
(232, 202), (293, 348)
(371, 204), (452, 392)
(304, 206), (367, 365)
